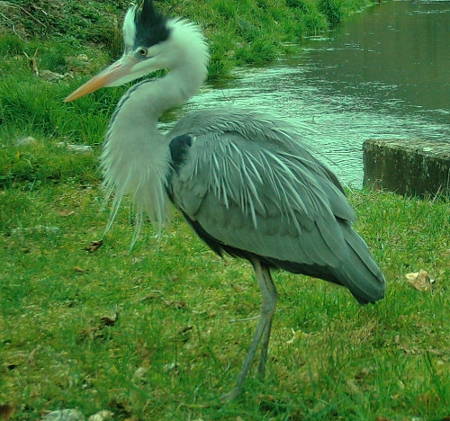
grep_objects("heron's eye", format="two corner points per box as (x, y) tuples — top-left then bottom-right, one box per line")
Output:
(136, 47), (148, 58)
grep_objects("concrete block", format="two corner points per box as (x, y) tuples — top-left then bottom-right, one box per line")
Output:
(363, 139), (450, 198)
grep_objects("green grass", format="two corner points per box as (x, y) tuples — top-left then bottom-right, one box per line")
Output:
(0, 182), (449, 420)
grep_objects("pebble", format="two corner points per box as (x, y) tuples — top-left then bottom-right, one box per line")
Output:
(41, 409), (85, 421)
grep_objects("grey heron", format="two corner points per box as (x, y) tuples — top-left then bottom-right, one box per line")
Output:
(65, 0), (386, 400)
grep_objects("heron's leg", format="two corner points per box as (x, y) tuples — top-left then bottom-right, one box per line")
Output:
(221, 260), (277, 401)
(257, 267), (277, 380)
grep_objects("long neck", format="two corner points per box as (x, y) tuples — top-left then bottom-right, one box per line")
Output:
(100, 57), (207, 234)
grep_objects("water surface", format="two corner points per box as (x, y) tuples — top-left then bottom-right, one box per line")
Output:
(168, 0), (450, 187)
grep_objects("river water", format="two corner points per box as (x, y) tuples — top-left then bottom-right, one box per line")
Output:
(168, 0), (450, 187)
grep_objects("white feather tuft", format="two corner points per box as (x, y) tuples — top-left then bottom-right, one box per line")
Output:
(123, 6), (137, 51)
(101, 82), (172, 242)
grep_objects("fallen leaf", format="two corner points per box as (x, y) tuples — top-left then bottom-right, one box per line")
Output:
(162, 299), (187, 310)
(79, 313), (118, 341)
(100, 313), (119, 327)
(375, 417), (391, 421)
(58, 210), (75, 217)
(405, 270), (434, 291)
(176, 326), (193, 343)
(84, 240), (103, 253)
(0, 405), (15, 421)
(354, 367), (371, 380)
(139, 290), (163, 302)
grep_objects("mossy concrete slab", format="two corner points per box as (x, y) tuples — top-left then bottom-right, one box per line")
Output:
(363, 139), (450, 198)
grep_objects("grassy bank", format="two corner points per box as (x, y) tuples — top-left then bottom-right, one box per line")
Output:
(2, 0), (371, 77)
(1, 0), (449, 420)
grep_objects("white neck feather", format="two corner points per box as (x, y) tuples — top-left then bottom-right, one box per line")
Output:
(101, 19), (209, 239)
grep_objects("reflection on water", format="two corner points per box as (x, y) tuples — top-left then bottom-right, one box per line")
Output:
(168, 0), (450, 187)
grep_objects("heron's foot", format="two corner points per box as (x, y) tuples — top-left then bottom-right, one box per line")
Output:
(220, 386), (243, 402)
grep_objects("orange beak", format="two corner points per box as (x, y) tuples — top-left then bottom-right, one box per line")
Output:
(64, 56), (137, 102)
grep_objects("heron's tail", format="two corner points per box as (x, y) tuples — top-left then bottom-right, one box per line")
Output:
(337, 226), (386, 304)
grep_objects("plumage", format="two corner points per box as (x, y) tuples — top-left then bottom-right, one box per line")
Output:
(65, 0), (386, 400)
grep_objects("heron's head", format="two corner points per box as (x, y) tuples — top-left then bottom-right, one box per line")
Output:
(64, 0), (209, 102)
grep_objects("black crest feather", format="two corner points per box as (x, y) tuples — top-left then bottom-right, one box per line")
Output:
(134, 0), (170, 48)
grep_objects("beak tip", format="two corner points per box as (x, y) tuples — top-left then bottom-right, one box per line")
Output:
(64, 90), (83, 103)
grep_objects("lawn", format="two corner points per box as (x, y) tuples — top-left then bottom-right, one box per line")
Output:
(1, 178), (449, 420)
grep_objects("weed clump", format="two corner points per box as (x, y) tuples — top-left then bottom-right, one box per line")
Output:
(0, 33), (25, 55)
(319, 0), (343, 26)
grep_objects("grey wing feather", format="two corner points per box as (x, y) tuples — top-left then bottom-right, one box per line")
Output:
(168, 109), (385, 303)
(171, 134), (350, 262)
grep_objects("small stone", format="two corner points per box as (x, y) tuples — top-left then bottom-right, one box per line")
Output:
(88, 410), (114, 421)
(41, 409), (85, 421)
